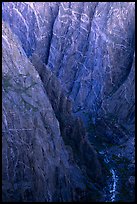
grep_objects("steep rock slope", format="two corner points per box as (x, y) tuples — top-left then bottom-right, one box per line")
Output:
(31, 54), (102, 183)
(2, 2), (135, 127)
(2, 2), (135, 202)
(2, 21), (102, 202)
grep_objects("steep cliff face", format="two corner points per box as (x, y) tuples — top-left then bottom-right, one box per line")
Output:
(2, 2), (135, 142)
(2, 2), (135, 202)
(2, 2), (135, 124)
(31, 55), (102, 183)
(2, 21), (103, 202)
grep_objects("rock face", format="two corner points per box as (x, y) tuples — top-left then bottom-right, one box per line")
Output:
(2, 22), (102, 202)
(2, 2), (135, 202)
(2, 2), (135, 136)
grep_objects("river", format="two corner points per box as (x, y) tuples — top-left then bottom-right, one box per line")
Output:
(99, 151), (119, 202)
(109, 169), (118, 202)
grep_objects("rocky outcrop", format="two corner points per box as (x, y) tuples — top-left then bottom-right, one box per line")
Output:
(2, 21), (102, 202)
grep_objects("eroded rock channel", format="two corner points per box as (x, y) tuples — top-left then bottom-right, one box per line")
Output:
(2, 2), (135, 202)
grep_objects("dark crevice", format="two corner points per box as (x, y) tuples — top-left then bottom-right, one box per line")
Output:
(31, 55), (103, 186)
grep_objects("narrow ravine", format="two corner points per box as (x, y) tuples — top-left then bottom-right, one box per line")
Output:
(2, 2), (135, 202)
(92, 133), (134, 202)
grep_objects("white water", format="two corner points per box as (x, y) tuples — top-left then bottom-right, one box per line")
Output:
(109, 169), (118, 202)
(101, 152), (118, 202)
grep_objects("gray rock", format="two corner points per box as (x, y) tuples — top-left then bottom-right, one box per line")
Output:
(2, 2), (135, 202)
(2, 21), (102, 202)
(31, 54), (102, 183)
(2, 2), (135, 137)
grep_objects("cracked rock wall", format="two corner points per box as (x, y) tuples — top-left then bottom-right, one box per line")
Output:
(2, 21), (103, 202)
(2, 2), (135, 202)
(2, 2), (135, 128)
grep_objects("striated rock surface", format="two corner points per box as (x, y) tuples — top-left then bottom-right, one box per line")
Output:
(2, 2), (135, 140)
(2, 21), (102, 202)
(31, 55), (102, 183)
(2, 2), (135, 202)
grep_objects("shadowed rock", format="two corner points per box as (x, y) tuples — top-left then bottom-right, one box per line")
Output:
(2, 21), (103, 202)
(2, 2), (135, 202)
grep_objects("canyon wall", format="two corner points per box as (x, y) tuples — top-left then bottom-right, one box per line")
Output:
(2, 2), (135, 202)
